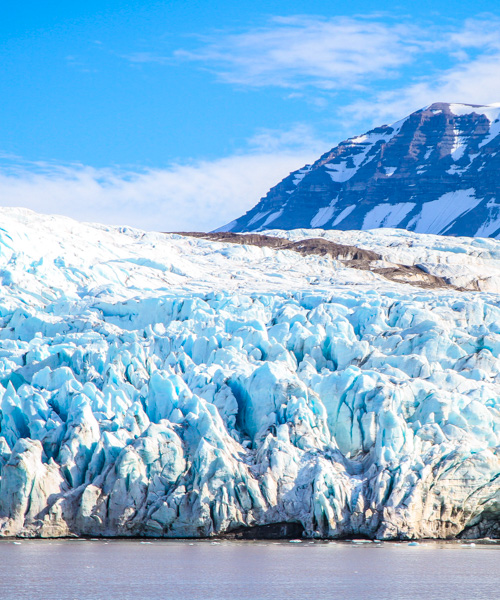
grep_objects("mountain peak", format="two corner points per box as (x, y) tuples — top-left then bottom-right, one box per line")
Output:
(219, 102), (500, 237)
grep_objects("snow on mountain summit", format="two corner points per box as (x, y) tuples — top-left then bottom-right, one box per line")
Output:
(221, 102), (500, 237)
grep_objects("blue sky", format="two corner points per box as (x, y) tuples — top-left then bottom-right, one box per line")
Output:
(2, 1), (500, 230)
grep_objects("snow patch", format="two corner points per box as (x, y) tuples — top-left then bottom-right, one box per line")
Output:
(447, 165), (466, 175)
(332, 204), (356, 227)
(292, 168), (311, 186)
(475, 200), (500, 237)
(363, 203), (416, 229)
(310, 198), (338, 228)
(479, 118), (500, 149)
(325, 127), (401, 184)
(449, 103), (500, 119)
(408, 189), (482, 235)
(260, 210), (283, 228)
(247, 210), (271, 227)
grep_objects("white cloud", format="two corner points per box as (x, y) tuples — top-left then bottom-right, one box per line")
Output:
(343, 18), (500, 125)
(0, 149), (319, 232)
(446, 16), (500, 51)
(247, 123), (325, 154)
(174, 14), (500, 128)
(176, 16), (422, 89)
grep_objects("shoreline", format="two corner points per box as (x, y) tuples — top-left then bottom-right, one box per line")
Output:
(1, 535), (499, 545)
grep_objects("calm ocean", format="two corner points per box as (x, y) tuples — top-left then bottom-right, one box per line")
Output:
(1, 539), (498, 600)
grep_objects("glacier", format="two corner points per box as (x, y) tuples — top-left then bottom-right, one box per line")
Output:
(0, 208), (498, 539)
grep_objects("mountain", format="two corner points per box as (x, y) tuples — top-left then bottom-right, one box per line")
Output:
(0, 208), (498, 540)
(220, 102), (500, 237)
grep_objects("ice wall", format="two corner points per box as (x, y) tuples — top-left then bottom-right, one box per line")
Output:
(0, 209), (498, 539)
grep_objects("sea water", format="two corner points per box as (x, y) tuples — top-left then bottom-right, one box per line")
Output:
(0, 539), (498, 600)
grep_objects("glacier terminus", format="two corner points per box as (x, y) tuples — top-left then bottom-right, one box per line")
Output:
(0, 208), (498, 540)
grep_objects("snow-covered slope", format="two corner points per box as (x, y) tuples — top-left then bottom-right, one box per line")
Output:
(222, 102), (500, 238)
(0, 209), (498, 539)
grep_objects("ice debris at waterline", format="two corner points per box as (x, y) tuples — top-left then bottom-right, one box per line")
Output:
(0, 208), (498, 539)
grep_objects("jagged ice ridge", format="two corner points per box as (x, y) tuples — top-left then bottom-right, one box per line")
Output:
(0, 208), (498, 539)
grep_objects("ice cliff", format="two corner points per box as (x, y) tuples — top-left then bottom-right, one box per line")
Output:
(0, 208), (498, 539)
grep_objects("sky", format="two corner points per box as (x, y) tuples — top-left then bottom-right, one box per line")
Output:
(2, 1), (500, 231)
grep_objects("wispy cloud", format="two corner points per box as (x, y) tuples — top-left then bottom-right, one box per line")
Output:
(121, 51), (171, 65)
(343, 17), (500, 124)
(0, 128), (322, 232)
(446, 17), (500, 51)
(172, 14), (500, 126)
(175, 16), (423, 90)
(247, 123), (325, 154)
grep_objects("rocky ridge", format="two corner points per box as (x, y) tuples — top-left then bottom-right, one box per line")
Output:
(180, 231), (450, 290)
(221, 102), (500, 238)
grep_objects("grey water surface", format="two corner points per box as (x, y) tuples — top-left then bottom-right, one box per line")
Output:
(0, 539), (498, 600)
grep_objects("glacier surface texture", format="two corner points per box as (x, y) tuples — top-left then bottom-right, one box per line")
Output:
(0, 209), (498, 539)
